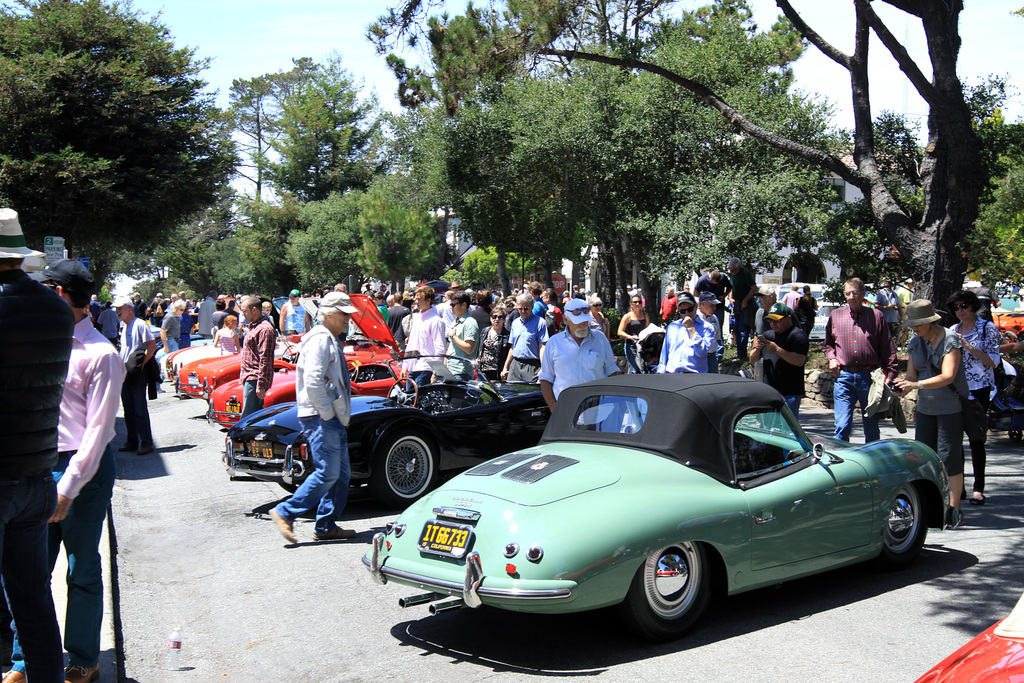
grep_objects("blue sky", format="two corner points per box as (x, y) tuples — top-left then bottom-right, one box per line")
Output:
(128, 0), (1024, 132)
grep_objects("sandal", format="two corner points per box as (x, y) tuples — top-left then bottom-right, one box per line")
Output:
(970, 493), (986, 506)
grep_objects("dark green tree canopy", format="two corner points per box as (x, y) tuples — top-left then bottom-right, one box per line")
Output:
(0, 0), (235, 270)
(374, 0), (986, 305)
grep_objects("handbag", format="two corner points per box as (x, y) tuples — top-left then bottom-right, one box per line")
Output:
(927, 356), (987, 442)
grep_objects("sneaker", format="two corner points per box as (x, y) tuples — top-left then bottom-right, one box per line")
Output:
(270, 509), (297, 543)
(64, 664), (99, 683)
(313, 527), (356, 541)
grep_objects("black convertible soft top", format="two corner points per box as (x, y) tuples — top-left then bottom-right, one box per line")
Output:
(540, 374), (787, 484)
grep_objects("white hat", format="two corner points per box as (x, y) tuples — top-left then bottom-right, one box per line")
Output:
(318, 291), (358, 316)
(564, 297), (594, 324)
(113, 296), (133, 308)
(0, 209), (43, 258)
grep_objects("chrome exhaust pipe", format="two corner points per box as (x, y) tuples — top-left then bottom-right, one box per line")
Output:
(398, 592), (444, 608)
(428, 599), (464, 615)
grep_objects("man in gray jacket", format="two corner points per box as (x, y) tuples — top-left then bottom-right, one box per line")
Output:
(270, 292), (358, 543)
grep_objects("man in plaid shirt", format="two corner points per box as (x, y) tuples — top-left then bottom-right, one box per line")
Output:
(239, 295), (278, 418)
(823, 277), (898, 442)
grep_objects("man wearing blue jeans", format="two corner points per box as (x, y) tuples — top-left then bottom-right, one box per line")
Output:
(823, 277), (898, 442)
(115, 297), (157, 455)
(0, 210), (73, 683)
(270, 292), (358, 543)
(727, 257), (757, 361)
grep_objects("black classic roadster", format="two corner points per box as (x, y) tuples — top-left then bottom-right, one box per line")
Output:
(224, 378), (550, 506)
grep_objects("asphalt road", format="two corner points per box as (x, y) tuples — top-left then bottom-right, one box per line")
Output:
(110, 389), (1024, 682)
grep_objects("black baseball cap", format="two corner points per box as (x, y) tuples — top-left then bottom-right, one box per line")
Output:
(42, 258), (94, 294)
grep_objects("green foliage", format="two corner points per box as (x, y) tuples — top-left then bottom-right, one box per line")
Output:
(357, 185), (438, 291)
(444, 247), (537, 287)
(0, 0), (235, 264)
(269, 56), (381, 202)
(967, 163), (1024, 292)
(233, 197), (304, 295)
(286, 191), (365, 292)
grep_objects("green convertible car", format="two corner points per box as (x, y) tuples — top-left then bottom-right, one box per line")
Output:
(364, 374), (957, 641)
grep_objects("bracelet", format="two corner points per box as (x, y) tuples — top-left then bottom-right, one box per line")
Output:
(918, 380), (924, 390)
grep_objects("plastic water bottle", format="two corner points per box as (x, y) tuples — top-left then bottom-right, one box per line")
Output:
(165, 627), (182, 670)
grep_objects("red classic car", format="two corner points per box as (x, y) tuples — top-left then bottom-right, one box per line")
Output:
(916, 591), (1024, 681)
(204, 293), (401, 425)
(178, 355), (296, 400)
(207, 357), (404, 427)
(994, 310), (1024, 342)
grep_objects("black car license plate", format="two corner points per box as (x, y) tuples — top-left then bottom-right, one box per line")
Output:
(250, 442), (274, 459)
(225, 399), (241, 414)
(418, 520), (473, 558)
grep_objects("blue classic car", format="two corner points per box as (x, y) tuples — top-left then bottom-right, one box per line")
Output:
(364, 374), (957, 641)
(224, 379), (550, 506)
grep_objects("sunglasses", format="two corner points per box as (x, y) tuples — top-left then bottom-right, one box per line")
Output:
(491, 315), (505, 319)
(678, 306), (695, 313)
(631, 300), (642, 305)
(950, 302), (972, 311)
(592, 304), (603, 309)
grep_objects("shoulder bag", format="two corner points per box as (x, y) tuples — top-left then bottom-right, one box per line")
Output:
(927, 355), (987, 442)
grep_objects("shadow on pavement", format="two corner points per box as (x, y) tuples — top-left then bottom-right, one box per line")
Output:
(386, 545), (978, 674)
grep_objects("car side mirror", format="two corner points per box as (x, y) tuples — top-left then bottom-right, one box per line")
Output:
(813, 442), (844, 464)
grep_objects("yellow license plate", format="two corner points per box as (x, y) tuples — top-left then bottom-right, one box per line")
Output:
(250, 442), (275, 459)
(418, 520), (473, 558)
(225, 399), (241, 414)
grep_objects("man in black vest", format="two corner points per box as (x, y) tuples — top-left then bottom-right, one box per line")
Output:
(0, 208), (73, 681)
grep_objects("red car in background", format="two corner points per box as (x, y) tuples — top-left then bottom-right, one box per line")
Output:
(204, 293), (402, 426)
(994, 310), (1024, 343)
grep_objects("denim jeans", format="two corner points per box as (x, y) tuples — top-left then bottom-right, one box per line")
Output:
(240, 378), (264, 419)
(733, 307), (750, 360)
(833, 370), (880, 442)
(624, 341), (641, 374)
(120, 373), (153, 449)
(783, 395), (802, 420)
(0, 471), (64, 681)
(409, 370), (432, 387)
(707, 352), (719, 374)
(11, 447), (115, 671)
(714, 309), (726, 361)
(275, 416), (350, 534)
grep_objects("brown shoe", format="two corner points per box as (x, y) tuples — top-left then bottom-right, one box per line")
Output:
(136, 445), (154, 455)
(65, 664), (99, 683)
(313, 527), (356, 541)
(117, 444), (137, 452)
(270, 509), (297, 543)
(2, 670), (26, 683)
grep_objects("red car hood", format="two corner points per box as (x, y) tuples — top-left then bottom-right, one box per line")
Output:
(301, 293), (398, 354)
(917, 593), (1024, 681)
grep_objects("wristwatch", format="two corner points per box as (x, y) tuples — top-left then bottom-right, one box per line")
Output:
(918, 380), (924, 390)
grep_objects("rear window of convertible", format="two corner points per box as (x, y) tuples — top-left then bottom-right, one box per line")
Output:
(573, 395), (648, 434)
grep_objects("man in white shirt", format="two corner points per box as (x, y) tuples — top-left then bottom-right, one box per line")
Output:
(403, 285), (447, 386)
(7, 259), (126, 683)
(539, 298), (619, 411)
(115, 295), (156, 454)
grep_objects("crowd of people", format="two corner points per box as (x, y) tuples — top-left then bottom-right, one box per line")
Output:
(0, 195), (1015, 677)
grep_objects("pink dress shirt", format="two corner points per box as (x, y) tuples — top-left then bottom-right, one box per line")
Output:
(57, 317), (127, 499)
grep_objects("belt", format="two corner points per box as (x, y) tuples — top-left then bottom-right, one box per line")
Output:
(512, 357), (541, 365)
(58, 450), (77, 459)
(841, 365), (876, 373)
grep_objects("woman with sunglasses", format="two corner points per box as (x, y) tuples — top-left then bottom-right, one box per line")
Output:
(588, 295), (611, 340)
(477, 305), (511, 381)
(893, 300), (968, 514)
(948, 289), (1000, 505)
(617, 294), (649, 374)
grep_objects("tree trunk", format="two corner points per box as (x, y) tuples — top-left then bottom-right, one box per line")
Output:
(496, 250), (511, 297)
(613, 239), (629, 311)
